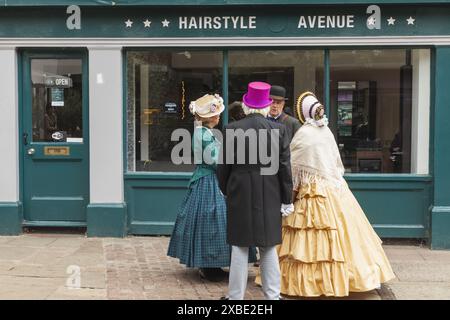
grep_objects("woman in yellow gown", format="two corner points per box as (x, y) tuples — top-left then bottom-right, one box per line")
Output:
(277, 92), (395, 297)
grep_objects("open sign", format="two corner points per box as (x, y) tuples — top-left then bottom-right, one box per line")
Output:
(55, 78), (70, 86)
(44, 76), (73, 88)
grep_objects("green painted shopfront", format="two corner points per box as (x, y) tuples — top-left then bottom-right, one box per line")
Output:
(0, 1), (449, 249)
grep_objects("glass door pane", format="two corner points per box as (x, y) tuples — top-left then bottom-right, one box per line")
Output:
(31, 59), (83, 143)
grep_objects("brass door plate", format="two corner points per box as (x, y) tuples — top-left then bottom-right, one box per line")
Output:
(44, 146), (70, 156)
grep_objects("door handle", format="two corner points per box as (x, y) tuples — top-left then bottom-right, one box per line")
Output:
(23, 133), (28, 146)
(27, 148), (35, 155)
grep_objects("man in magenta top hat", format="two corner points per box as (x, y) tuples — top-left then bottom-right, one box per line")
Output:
(217, 81), (294, 300)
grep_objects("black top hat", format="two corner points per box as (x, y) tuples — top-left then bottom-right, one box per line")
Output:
(270, 85), (288, 100)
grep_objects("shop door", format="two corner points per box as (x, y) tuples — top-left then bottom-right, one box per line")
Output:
(21, 52), (89, 225)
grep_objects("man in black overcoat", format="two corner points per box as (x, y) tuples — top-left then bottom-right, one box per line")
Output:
(267, 85), (301, 142)
(217, 82), (294, 300)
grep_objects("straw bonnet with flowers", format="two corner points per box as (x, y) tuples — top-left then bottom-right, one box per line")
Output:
(189, 94), (225, 118)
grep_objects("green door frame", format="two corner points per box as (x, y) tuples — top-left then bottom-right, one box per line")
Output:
(19, 49), (90, 227)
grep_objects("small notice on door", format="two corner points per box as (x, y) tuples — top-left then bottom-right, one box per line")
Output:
(164, 102), (177, 114)
(51, 88), (64, 107)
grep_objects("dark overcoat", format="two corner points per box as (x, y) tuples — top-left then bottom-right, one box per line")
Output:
(216, 113), (293, 247)
(270, 111), (301, 143)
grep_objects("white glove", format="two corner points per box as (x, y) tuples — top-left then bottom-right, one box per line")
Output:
(281, 203), (294, 217)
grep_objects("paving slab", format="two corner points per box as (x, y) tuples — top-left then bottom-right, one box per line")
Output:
(383, 247), (426, 262)
(54, 254), (105, 269)
(6, 236), (58, 248)
(0, 246), (40, 261)
(77, 270), (106, 289)
(47, 287), (107, 300)
(0, 237), (16, 245)
(388, 282), (450, 300)
(47, 237), (89, 248)
(418, 249), (450, 262)
(383, 244), (426, 250)
(0, 261), (16, 273)
(389, 261), (450, 282)
(20, 247), (79, 265)
(0, 275), (63, 300)
(1, 263), (77, 278)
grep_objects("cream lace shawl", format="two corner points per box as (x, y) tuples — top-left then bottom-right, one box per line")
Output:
(290, 122), (346, 190)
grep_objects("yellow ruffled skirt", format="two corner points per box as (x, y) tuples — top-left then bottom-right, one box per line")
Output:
(257, 181), (396, 297)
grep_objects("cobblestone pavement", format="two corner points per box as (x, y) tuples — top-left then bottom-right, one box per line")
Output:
(1, 234), (450, 300)
(103, 237), (264, 300)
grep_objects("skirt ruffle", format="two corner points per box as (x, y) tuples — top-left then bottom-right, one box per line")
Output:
(257, 181), (396, 297)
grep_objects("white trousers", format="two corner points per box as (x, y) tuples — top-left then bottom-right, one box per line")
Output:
(228, 245), (280, 300)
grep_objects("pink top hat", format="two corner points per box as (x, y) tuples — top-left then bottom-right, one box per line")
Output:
(242, 81), (273, 109)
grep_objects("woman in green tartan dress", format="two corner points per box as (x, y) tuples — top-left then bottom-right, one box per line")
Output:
(167, 94), (230, 281)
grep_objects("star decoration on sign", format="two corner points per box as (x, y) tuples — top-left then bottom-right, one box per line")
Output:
(407, 16), (415, 25)
(125, 19), (133, 28)
(143, 19), (152, 28)
(367, 17), (376, 26)
(162, 19), (170, 27)
(387, 17), (396, 25)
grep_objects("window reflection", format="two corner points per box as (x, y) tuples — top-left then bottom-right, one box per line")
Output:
(127, 51), (223, 172)
(330, 49), (412, 173)
(228, 50), (324, 118)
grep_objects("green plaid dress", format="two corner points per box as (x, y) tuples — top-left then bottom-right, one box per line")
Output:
(167, 127), (230, 268)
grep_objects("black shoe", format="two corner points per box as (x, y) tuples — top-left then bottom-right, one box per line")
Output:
(199, 268), (227, 282)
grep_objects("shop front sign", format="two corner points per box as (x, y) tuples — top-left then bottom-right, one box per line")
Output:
(0, 4), (445, 38)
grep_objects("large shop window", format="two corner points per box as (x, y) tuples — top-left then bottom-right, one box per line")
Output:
(329, 49), (429, 174)
(228, 50), (324, 118)
(126, 48), (429, 174)
(127, 50), (223, 172)
(127, 49), (324, 173)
